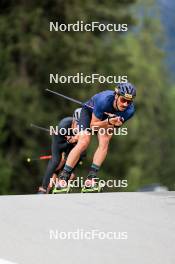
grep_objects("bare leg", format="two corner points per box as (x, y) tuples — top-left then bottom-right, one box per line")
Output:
(84, 132), (113, 188)
(93, 132), (113, 166)
(66, 132), (91, 167)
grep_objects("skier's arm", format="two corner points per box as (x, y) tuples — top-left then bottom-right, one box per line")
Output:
(90, 113), (123, 129)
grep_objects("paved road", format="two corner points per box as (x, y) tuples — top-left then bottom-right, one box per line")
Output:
(0, 192), (175, 264)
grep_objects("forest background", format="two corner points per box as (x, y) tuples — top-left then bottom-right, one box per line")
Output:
(0, 0), (174, 194)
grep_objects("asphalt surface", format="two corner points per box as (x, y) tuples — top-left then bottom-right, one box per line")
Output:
(0, 192), (174, 264)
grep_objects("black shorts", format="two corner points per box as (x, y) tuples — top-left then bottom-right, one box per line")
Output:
(78, 107), (92, 131)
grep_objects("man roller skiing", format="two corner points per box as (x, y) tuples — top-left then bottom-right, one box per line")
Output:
(38, 108), (83, 194)
(57, 82), (136, 191)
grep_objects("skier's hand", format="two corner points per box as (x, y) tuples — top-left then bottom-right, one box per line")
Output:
(108, 116), (124, 126)
(66, 135), (79, 144)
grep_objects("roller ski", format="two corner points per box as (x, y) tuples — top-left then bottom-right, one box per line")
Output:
(81, 175), (103, 193)
(51, 171), (74, 194)
(52, 183), (69, 194)
(52, 180), (73, 194)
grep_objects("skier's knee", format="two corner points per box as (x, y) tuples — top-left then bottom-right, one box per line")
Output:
(78, 136), (90, 152)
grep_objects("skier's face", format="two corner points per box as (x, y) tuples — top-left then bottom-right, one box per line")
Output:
(114, 95), (132, 111)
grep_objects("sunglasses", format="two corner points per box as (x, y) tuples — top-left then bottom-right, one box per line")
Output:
(119, 97), (133, 104)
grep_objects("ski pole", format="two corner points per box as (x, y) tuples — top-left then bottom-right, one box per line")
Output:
(30, 123), (50, 132)
(45, 89), (83, 105)
(45, 89), (123, 121)
(27, 155), (52, 163)
(45, 89), (93, 109)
